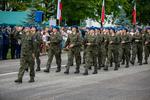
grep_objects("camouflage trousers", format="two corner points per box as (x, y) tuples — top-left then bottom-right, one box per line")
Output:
(66, 48), (81, 70)
(144, 45), (150, 62)
(105, 45), (119, 68)
(34, 50), (41, 68)
(122, 45), (130, 66)
(84, 50), (97, 71)
(18, 55), (35, 80)
(46, 48), (61, 70)
(131, 44), (143, 64)
(97, 45), (107, 68)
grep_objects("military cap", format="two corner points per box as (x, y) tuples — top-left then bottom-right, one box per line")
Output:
(71, 25), (78, 29)
(146, 27), (150, 30)
(52, 26), (59, 30)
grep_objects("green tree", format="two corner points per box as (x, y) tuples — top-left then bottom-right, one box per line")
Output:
(136, 0), (150, 25)
(114, 6), (131, 26)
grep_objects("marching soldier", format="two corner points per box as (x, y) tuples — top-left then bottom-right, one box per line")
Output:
(143, 27), (150, 64)
(104, 28), (120, 71)
(83, 27), (98, 75)
(64, 26), (82, 74)
(14, 27), (35, 83)
(31, 27), (42, 71)
(120, 28), (131, 68)
(44, 26), (62, 73)
(96, 28), (105, 69)
(130, 29), (143, 65)
(116, 29), (122, 68)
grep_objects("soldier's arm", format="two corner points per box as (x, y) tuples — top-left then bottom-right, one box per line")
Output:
(50, 34), (62, 44)
(37, 32), (43, 44)
(64, 36), (70, 48)
(73, 35), (82, 47)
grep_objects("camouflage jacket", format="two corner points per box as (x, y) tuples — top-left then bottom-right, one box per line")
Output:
(21, 32), (34, 56)
(65, 32), (82, 49)
(84, 34), (97, 52)
(49, 32), (62, 49)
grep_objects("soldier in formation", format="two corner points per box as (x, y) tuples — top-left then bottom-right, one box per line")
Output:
(13, 25), (150, 83)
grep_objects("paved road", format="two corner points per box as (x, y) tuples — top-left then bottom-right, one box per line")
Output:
(0, 54), (150, 100)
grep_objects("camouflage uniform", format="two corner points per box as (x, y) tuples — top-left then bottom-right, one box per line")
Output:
(32, 31), (42, 71)
(104, 34), (120, 71)
(117, 33), (122, 67)
(96, 33), (107, 69)
(44, 32), (62, 72)
(83, 34), (98, 75)
(143, 32), (150, 64)
(121, 33), (131, 67)
(64, 32), (82, 74)
(15, 31), (35, 83)
(130, 33), (143, 65)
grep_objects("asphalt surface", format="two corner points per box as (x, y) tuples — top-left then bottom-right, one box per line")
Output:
(0, 53), (150, 100)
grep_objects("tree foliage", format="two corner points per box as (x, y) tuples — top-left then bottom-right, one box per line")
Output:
(0, 0), (149, 25)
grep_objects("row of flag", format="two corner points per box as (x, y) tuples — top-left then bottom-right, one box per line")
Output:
(56, 0), (136, 25)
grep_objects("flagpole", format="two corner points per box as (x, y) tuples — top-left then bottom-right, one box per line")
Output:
(59, 20), (61, 26)
(57, 0), (62, 26)
(132, 0), (136, 31)
(101, 0), (105, 28)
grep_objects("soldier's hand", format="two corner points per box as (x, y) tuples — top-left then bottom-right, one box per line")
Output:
(32, 54), (35, 59)
(69, 44), (74, 48)
(66, 45), (69, 49)
(47, 45), (50, 49)
(109, 41), (113, 44)
(145, 41), (148, 45)
(121, 41), (125, 44)
(86, 43), (91, 46)
(135, 40), (139, 42)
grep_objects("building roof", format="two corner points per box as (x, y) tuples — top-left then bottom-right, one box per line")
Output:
(0, 11), (28, 25)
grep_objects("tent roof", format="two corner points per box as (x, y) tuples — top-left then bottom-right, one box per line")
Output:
(0, 11), (28, 25)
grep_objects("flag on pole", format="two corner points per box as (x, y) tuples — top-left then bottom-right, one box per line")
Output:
(57, 0), (62, 21)
(101, 0), (105, 25)
(132, 1), (136, 25)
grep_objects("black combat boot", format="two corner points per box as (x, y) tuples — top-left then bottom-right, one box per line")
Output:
(114, 64), (118, 71)
(56, 68), (61, 72)
(36, 67), (41, 71)
(118, 63), (120, 68)
(14, 79), (22, 83)
(139, 62), (142, 65)
(74, 69), (80, 74)
(83, 69), (88, 75)
(121, 60), (125, 65)
(74, 66), (80, 74)
(143, 60), (148, 64)
(92, 66), (98, 74)
(28, 77), (35, 83)
(92, 70), (98, 74)
(44, 65), (50, 73)
(125, 64), (129, 68)
(125, 61), (129, 68)
(56, 66), (61, 72)
(130, 60), (134, 65)
(64, 68), (69, 74)
(44, 69), (49, 73)
(103, 65), (108, 71)
(97, 65), (101, 70)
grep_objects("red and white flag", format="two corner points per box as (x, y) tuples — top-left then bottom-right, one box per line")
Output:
(101, 0), (105, 25)
(132, 2), (136, 25)
(57, 0), (62, 21)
